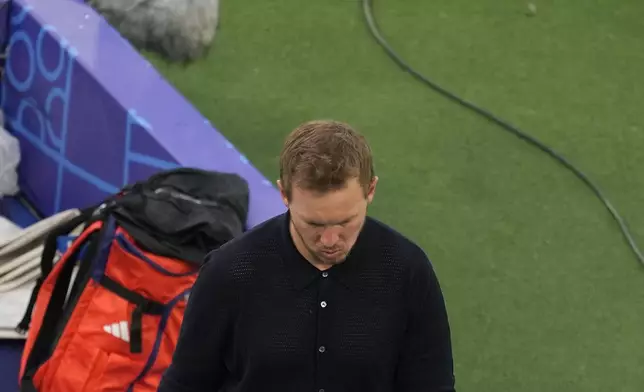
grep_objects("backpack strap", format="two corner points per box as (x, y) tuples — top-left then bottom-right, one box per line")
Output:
(20, 210), (108, 391)
(15, 207), (97, 334)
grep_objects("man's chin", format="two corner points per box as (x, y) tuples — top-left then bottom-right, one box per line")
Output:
(317, 252), (347, 265)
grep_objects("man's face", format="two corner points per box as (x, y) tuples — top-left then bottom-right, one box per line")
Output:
(279, 177), (377, 267)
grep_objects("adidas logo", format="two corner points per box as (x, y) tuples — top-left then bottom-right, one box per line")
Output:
(103, 321), (130, 343)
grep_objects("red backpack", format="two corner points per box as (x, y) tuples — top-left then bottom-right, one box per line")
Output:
(17, 168), (250, 392)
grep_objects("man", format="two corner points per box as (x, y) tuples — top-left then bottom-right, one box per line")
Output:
(158, 120), (456, 391)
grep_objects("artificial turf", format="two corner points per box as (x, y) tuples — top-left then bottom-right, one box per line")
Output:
(144, 0), (644, 390)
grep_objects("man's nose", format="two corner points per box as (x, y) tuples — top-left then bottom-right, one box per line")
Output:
(320, 228), (340, 247)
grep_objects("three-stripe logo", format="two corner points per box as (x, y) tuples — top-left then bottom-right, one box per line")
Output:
(103, 321), (130, 343)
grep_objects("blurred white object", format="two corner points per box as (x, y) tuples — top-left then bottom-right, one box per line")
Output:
(0, 113), (21, 197)
(527, 3), (537, 16)
(0, 209), (82, 339)
(0, 208), (82, 292)
(90, 0), (220, 62)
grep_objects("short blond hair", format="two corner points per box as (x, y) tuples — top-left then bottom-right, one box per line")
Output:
(279, 120), (375, 200)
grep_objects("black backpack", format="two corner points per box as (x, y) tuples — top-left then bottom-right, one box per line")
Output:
(110, 167), (250, 265)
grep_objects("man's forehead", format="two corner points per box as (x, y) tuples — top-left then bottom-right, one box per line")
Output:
(291, 179), (363, 199)
(290, 187), (364, 209)
(294, 209), (359, 226)
(290, 188), (364, 223)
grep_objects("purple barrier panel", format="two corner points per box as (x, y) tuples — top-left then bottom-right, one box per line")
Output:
(1, 0), (285, 228)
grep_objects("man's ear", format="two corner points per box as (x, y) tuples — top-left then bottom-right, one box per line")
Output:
(276, 179), (289, 206)
(367, 176), (379, 204)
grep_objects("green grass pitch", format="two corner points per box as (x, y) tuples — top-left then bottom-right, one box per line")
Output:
(143, 1), (644, 390)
